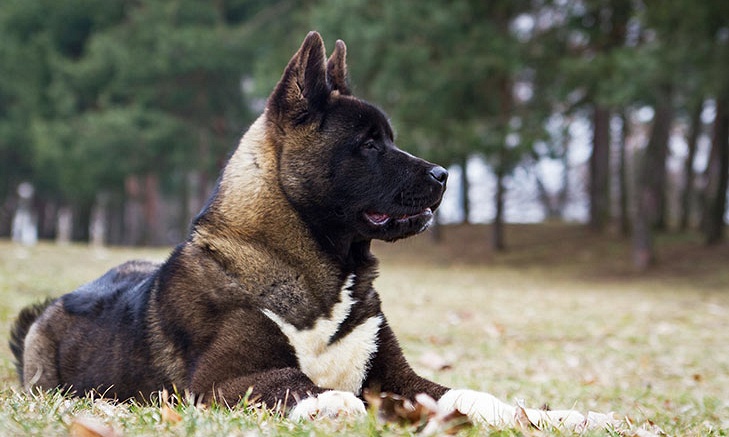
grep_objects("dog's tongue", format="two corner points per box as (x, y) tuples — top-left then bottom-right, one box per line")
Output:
(365, 212), (391, 225)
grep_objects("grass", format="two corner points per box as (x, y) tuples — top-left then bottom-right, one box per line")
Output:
(1, 223), (728, 435)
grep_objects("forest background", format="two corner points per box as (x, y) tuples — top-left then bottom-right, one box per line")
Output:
(1, 0), (728, 270)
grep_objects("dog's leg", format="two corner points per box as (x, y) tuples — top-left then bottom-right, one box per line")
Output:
(436, 390), (583, 427)
(196, 367), (367, 420)
(437, 389), (617, 430)
(363, 320), (616, 430)
(199, 367), (320, 408)
(363, 321), (450, 399)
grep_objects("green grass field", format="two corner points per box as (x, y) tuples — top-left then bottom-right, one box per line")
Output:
(0, 224), (727, 436)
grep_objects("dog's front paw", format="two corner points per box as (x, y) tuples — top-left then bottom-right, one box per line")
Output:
(437, 389), (516, 426)
(289, 390), (366, 421)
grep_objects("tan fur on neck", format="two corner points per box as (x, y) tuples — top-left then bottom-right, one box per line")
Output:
(191, 112), (338, 296)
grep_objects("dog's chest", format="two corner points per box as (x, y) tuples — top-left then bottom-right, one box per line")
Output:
(262, 275), (381, 394)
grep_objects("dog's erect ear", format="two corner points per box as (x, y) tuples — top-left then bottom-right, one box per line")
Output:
(269, 31), (329, 123)
(327, 40), (350, 95)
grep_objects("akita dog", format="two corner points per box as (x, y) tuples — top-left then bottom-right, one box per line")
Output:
(11, 32), (614, 430)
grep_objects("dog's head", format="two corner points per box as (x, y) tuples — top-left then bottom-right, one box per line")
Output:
(268, 32), (447, 245)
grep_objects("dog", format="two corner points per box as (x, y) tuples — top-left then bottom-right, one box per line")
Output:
(10, 32), (614, 430)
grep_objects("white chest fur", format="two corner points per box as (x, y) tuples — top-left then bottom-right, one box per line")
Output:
(262, 275), (382, 394)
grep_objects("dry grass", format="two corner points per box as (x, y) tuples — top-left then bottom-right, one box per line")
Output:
(1, 223), (728, 435)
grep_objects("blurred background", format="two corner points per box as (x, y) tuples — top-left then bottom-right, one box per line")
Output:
(1, 0), (728, 271)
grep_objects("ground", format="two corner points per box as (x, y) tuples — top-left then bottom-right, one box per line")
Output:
(0, 223), (727, 436)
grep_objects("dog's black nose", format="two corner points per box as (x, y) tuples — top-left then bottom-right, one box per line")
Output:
(429, 166), (448, 185)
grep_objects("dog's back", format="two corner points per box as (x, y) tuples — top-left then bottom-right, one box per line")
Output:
(11, 260), (163, 398)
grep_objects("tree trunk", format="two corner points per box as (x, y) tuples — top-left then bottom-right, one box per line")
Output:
(632, 90), (674, 269)
(492, 158), (506, 252)
(35, 198), (57, 240)
(680, 101), (703, 231)
(71, 201), (92, 242)
(197, 130), (212, 215)
(535, 174), (560, 220)
(703, 97), (729, 245)
(143, 173), (163, 246)
(491, 73), (512, 252)
(106, 194), (125, 246)
(124, 175), (144, 245)
(460, 156), (470, 223)
(0, 195), (16, 238)
(557, 147), (570, 219)
(632, 187), (654, 270)
(589, 105), (611, 231)
(618, 111), (631, 236)
(652, 99), (673, 231)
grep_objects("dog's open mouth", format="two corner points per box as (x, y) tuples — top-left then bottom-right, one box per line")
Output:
(364, 208), (433, 227)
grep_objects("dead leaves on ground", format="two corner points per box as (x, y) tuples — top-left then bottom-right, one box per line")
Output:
(68, 389), (187, 436)
(63, 389), (667, 436)
(69, 416), (119, 437)
(364, 390), (666, 437)
(364, 390), (471, 435)
(156, 388), (187, 425)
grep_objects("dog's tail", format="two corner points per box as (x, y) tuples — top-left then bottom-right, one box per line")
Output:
(9, 299), (54, 383)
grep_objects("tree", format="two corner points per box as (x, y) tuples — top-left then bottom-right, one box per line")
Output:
(679, 100), (704, 231)
(617, 111), (631, 235)
(700, 1), (729, 244)
(628, 0), (729, 265)
(0, 0), (128, 238)
(551, 0), (633, 232)
(3, 0), (727, 253)
(0, 0), (268, 244)
(633, 88), (673, 269)
(67, 0), (254, 243)
(703, 97), (729, 244)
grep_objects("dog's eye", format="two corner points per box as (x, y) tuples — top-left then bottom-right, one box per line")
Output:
(362, 139), (378, 150)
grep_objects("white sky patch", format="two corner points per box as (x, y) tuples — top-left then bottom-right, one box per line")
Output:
(636, 106), (655, 123)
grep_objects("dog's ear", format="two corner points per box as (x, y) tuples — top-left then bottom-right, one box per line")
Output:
(327, 40), (350, 95)
(269, 31), (329, 124)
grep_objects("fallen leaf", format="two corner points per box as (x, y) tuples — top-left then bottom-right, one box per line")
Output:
(365, 390), (472, 435)
(69, 416), (118, 437)
(483, 322), (504, 339)
(365, 391), (429, 425)
(632, 427), (664, 437)
(436, 408), (471, 435)
(514, 403), (539, 431)
(161, 403), (183, 424)
(427, 335), (449, 346)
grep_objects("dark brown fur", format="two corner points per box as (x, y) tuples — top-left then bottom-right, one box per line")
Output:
(8, 298), (54, 382)
(10, 32), (450, 410)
